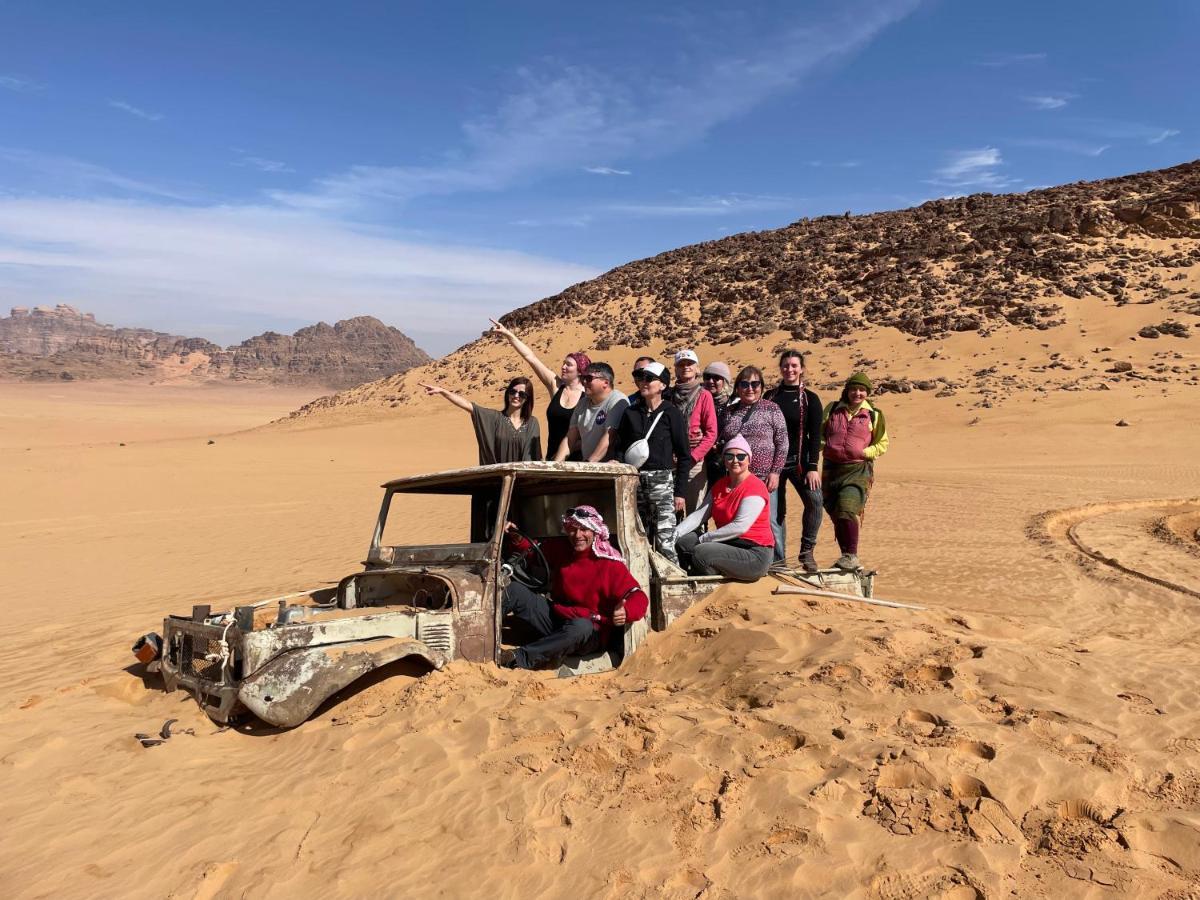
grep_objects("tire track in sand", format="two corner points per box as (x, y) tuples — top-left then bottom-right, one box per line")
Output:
(1029, 498), (1200, 600)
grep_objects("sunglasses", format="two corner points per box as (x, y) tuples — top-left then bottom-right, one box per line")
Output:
(506, 388), (528, 398)
(563, 507), (597, 520)
(723, 452), (749, 462)
(703, 374), (725, 382)
(632, 369), (658, 382)
(736, 380), (763, 390)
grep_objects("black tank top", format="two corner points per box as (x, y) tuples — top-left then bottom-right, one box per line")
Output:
(546, 385), (576, 457)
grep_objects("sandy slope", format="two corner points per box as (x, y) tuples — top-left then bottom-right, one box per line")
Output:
(2, 366), (1200, 898)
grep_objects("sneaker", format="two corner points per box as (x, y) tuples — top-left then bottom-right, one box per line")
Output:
(498, 648), (519, 669)
(833, 553), (862, 572)
(799, 549), (819, 574)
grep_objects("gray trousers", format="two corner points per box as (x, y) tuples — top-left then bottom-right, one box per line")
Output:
(678, 532), (773, 582)
(772, 468), (824, 562)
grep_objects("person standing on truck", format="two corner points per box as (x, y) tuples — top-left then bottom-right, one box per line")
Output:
(489, 318), (589, 461)
(821, 372), (889, 572)
(554, 362), (628, 462)
(500, 507), (649, 670)
(667, 349), (718, 514)
(675, 435), (774, 581)
(764, 350), (824, 571)
(419, 377), (542, 464)
(613, 361), (691, 564)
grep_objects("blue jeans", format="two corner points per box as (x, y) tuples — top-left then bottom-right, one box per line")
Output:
(772, 468), (824, 562)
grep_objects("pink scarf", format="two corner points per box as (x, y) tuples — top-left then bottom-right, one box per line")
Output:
(562, 505), (623, 562)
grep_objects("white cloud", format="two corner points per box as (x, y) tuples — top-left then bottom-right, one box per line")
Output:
(511, 214), (594, 228)
(807, 160), (862, 168)
(0, 148), (195, 201)
(234, 153), (295, 174)
(584, 166), (632, 176)
(107, 99), (164, 122)
(1023, 93), (1075, 110)
(605, 193), (795, 217)
(0, 74), (43, 92)
(929, 147), (1014, 191)
(0, 198), (597, 355)
(1080, 119), (1181, 145)
(269, 0), (920, 212)
(977, 52), (1046, 67)
(1013, 137), (1109, 156)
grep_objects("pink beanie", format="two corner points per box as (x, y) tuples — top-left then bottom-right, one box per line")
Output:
(724, 434), (752, 458)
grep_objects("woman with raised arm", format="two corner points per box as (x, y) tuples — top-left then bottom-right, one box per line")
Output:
(420, 376), (542, 465)
(489, 318), (589, 460)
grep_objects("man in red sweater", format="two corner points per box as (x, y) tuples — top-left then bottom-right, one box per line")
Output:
(501, 505), (649, 670)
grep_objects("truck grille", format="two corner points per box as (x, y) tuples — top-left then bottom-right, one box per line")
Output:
(418, 619), (452, 655)
(166, 620), (239, 687)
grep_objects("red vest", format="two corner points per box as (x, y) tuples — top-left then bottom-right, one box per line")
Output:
(824, 404), (875, 464)
(710, 475), (773, 547)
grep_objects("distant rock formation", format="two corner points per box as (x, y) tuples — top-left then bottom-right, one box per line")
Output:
(205, 316), (431, 387)
(0, 306), (431, 388)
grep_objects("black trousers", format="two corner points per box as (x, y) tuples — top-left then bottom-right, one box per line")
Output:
(502, 582), (601, 669)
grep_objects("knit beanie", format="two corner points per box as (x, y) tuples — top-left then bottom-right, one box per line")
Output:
(723, 434), (753, 459)
(845, 372), (873, 393)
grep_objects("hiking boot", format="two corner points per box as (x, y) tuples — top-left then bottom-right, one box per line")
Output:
(498, 648), (519, 669)
(799, 548), (818, 574)
(833, 553), (862, 572)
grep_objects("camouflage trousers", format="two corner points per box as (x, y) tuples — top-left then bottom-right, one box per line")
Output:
(638, 469), (679, 564)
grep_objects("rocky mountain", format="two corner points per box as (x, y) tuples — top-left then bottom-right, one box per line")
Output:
(0, 305), (431, 388)
(290, 159), (1199, 419)
(501, 159), (1200, 348)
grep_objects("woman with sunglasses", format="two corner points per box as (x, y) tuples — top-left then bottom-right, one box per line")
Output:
(676, 435), (774, 581)
(419, 376), (542, 464)
(718, 366), (789, 540)
(613, 361), (691, 564)
(489, 318), (589, 460)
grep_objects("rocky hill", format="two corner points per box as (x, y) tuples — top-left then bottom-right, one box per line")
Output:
(0, 306), (431, 388)
(290, 159), (1200, 420)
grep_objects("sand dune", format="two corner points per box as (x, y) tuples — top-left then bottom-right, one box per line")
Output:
(2, 352), (1199, 898)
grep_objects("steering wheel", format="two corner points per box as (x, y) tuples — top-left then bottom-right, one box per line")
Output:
(502, 526), (551, 592)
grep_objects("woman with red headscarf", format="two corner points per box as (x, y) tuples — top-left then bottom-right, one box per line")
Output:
(500, 506), (649, 670)
(490, 318), (590, 461)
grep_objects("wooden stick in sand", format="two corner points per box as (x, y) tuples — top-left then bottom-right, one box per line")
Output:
(771, 582), (926, 611)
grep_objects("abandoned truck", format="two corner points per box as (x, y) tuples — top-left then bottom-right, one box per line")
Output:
(140, 461), (873, 728)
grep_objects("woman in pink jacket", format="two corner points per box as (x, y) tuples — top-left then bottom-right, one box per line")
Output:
(821, 372), (889, 572)
(668, 349), (718, 513)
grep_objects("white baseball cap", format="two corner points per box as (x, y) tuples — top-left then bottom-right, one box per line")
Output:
(674, 349), (699, 364)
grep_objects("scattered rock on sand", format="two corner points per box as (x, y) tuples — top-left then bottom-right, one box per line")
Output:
(1116, 419), (1130, 427)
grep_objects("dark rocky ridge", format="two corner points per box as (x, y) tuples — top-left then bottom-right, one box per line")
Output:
(500, 160), (1200, 348)
(0, 305), (431, 388)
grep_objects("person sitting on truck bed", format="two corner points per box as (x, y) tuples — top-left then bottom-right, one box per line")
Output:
(500, 506), (649, 670)
(675, 435), (774, 582)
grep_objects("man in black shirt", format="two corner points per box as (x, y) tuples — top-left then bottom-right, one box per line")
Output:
(614, 360), (690, 564)
(764, 350), (824, 571)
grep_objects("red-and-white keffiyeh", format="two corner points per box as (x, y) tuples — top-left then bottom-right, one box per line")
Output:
(561, 505), (624, 562)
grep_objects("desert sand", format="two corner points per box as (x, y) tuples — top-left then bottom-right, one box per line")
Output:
(2, 315), (1199, 899)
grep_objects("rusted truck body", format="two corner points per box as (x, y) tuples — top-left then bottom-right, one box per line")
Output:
(155, 461), (873, 728)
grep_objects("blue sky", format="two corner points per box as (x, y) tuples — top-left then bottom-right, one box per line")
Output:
(1, 0), (1196, 355)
